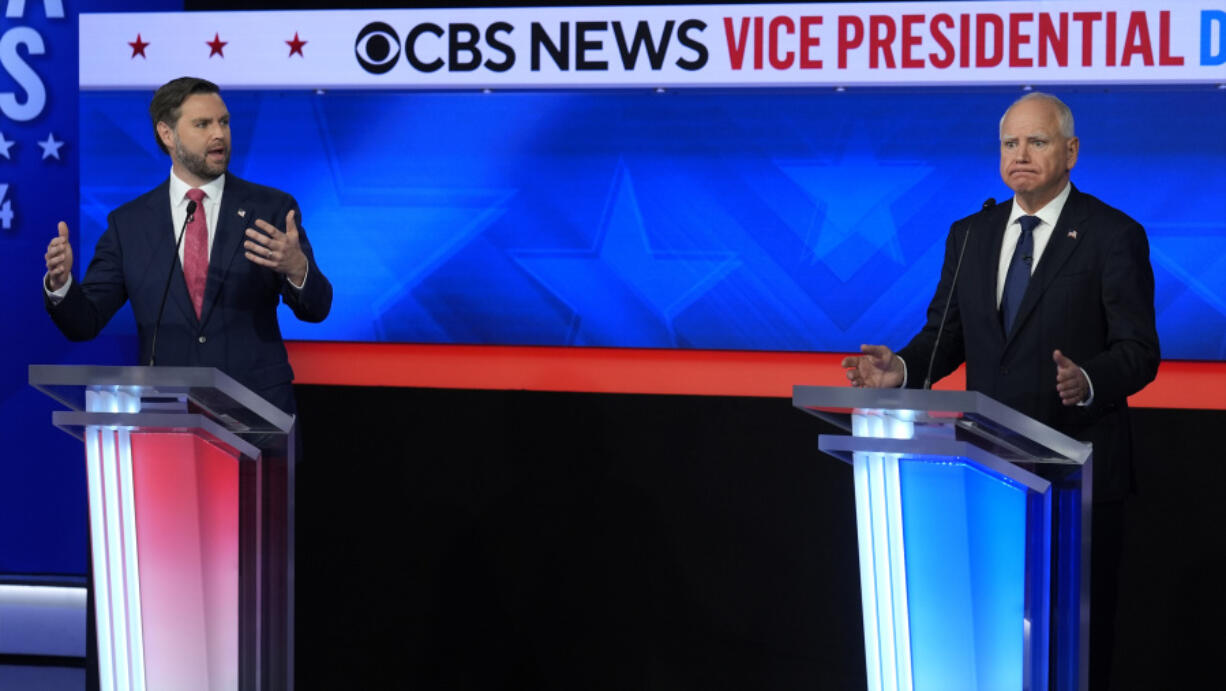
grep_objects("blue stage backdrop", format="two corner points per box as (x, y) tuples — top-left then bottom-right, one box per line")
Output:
(79, 86), (1226, 358)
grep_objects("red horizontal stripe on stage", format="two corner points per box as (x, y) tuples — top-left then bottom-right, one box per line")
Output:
(286, 342), (1226, 410)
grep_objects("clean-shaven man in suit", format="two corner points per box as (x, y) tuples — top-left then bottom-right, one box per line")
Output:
(842, 92), (1160, 689)
(43, 76), (331, 414)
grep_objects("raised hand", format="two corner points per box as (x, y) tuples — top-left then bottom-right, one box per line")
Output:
(841, 344), (905, 389)
(245, 209), (308, 285)
(44, 221), (74, 292)
(1053, 349), (1088, 405)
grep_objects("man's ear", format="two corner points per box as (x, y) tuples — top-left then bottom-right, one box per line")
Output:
(156, 121), (174, 151)
(1066, 136), (1080, 170)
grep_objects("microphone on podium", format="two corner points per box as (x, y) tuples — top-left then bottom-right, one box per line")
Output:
(148, 199), (197, 367)
(923, 197), (996, 390)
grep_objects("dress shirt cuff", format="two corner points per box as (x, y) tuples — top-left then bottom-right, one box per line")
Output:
(45, 273), (72, 305)
(288, 259), (309, 291)
(1078, 367), (1095, 407)
(898, 355), (908, 389)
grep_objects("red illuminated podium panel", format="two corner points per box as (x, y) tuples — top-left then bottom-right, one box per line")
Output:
(30, 365), (295, 691)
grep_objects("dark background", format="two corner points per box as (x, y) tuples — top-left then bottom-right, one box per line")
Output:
(293, 385), (1225, 690)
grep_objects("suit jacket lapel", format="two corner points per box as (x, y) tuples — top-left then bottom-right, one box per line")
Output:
(975, 202), (1010, 343)
(1005, 186), (1090, 343)
(200, 176), (250, 326)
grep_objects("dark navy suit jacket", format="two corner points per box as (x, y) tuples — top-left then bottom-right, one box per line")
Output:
(47, 175), (332, 414)
(897, 185), (1160, 500)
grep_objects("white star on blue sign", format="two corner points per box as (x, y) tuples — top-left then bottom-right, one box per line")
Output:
(38, 133), (64, 160)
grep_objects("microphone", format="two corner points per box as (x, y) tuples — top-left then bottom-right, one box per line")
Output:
(923, 197), (996, 390)
(148, 199), (197, 367)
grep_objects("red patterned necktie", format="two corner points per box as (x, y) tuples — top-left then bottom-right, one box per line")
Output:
(183, 188), (208, 319)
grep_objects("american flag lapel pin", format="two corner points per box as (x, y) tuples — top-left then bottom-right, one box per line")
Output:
(237, 208), (247, 219)
(1067, 229), (1078, 239)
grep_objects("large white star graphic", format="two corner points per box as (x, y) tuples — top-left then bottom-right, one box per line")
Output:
(0, 131), (14, 159)
(38, 132), (65, 160)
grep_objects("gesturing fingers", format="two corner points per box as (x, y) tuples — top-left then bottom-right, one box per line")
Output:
(284, 209), (299, 240)
(1054, 366), (1085, 405)
(243, 215), (307, 283)
(45, 221), (74, 290)
(842, 356), (863, 387)
(1057, 376), (1084, 405)
(245, 222), (283, 267)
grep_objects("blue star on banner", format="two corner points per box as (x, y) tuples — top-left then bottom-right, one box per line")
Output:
(775, 125), (932, 282)
(0, 132), (14, 159)
(38, 133), (64, 160)
(511, 162), (741, 347)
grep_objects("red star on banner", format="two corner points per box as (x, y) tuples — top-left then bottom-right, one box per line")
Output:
(129, 33), (149, 59)
(286, 32), (307, 58)
(207, 33), (227, 58)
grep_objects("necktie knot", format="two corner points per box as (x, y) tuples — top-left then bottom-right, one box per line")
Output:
(1018, 215), (1040, 234)
(186, 188), (206, 205)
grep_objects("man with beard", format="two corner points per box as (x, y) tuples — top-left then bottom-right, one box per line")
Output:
(43, 76), (331, 414)
(43, 76), (330, 691)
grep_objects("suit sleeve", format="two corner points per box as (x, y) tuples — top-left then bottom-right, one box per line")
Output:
(1079, 219), (1160, 406)
(896, 221), (968, 388)
(277, 196), (332, 323)
(45, 211), (129, 341)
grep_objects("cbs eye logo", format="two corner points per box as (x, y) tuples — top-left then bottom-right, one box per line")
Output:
(355, 22), (401, 74)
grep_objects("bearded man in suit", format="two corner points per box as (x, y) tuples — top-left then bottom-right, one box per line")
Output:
(43, 76), (330, 414)
(843, 92), (1160, 690)
(43, 75), (330, 690)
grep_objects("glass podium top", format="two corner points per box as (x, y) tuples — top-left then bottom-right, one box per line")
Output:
(29, 365), (293, 437)
(793, 385), (1090, 466)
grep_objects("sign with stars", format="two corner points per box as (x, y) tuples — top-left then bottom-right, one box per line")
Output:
(77, 85), (1226, 359)
(79, 3), (1226, 90)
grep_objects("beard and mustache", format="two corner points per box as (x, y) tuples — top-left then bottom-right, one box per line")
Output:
(172, 133), (229, 182)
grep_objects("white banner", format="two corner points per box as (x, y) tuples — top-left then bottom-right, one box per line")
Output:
(80, 1), (1226, 89)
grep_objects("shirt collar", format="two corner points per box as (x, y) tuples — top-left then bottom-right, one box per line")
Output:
(169, 168), (226, 206)
(1008, 182), (1071, 230)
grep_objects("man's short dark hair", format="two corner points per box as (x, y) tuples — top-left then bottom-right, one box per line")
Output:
(149, 77), (221, 154)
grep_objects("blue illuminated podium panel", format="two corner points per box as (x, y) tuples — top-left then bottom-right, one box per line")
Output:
(794, 387), (1092, 691)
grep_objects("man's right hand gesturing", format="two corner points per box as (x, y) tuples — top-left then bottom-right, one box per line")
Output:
(45, 221), (73, 292)
(841, 344), (905, 389)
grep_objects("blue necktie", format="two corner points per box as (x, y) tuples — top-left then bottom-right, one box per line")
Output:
(1001, 215), (1040, 334)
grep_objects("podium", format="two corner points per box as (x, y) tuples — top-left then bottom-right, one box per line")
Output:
(30, 365), (296, 691)
(793, 386), (1092, 691)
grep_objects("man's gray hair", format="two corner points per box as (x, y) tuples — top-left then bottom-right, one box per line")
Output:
(999, 92), (1075, 139)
